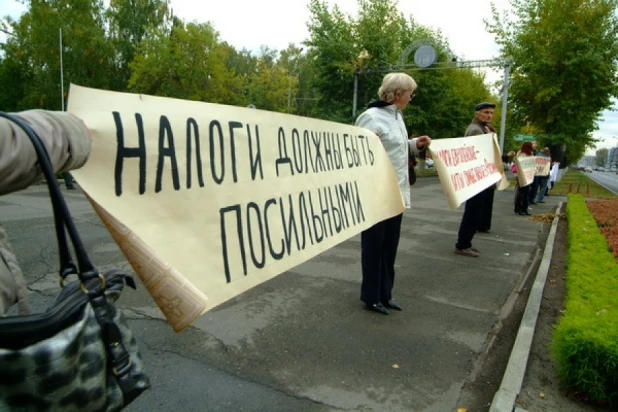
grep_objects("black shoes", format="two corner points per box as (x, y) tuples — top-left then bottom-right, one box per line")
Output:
(366, 303), (389, 315)
(383, 299), (403, 311)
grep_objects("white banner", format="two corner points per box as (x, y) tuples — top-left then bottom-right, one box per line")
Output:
(515, 156), (536, 187)
(428, 133), (508, 209)
(534, 156), (551, 176)
(68, 85), (405, 331)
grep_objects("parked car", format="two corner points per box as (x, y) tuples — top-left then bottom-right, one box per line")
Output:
(584, 166), (593, 173)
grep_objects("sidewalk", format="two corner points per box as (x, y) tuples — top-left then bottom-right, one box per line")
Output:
(3, 176), (566, 411)
(124, 175), (564, 411)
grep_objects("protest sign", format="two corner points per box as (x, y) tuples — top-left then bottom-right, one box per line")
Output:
(428, 133), (508, 209)
(515, 156), (536, 187)
(68, 85), (404, 331)
(534, 156), (551, 175)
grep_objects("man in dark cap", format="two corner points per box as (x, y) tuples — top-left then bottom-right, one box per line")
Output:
(454, 102), (497, 257)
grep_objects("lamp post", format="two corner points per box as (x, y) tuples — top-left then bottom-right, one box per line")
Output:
(286, 48), (304, 113)
(286, 75), (296, 113)
(59, 28), (64, 111)
(2, 27), (65, 111)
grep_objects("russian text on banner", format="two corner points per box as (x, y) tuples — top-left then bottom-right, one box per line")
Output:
(67, 84), (404, 332)
(428, 133), (508, 209)
(515, 156), (536, 187)
(535, 156), (551, 175)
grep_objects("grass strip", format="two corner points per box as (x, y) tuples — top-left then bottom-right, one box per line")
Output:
(551, 194), (618, 405)
(550, 170), (618, 199)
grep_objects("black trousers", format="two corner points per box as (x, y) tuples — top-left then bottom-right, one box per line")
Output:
(62, 172), (75, 189)
(528, 176), (540, 203)
(456, 187), (493, 250)
(360, 213), (403, 305)
(515, 183), (530, 213)
(478, 186), (494, 232)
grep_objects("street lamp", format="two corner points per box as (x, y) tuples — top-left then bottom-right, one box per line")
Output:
(2, 26), (64, 111)
(286, 48), (304, 113)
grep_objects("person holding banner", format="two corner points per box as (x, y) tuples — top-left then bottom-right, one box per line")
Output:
(513, 141), (535, 216)
(0, 110), (92, 315)
(355, 73), (431, 315)
(547, 160), (561, 194)
(454, 102), (498, 258)
(534, 147), (552, 203)
(527, 140), (541, 204)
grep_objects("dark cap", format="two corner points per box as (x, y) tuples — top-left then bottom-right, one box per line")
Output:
(475, 102), (496, 111)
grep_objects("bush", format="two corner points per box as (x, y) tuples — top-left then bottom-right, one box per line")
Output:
(552, 194), (618, 405)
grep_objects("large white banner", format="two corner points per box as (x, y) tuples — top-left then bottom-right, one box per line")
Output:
(68, 85), (405, 331)
(428, 133), (508, 209)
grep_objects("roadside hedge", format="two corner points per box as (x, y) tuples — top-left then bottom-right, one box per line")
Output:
(552, 194), (618, 405)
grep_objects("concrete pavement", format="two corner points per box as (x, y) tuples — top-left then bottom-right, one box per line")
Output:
(1, 175), (566, 411)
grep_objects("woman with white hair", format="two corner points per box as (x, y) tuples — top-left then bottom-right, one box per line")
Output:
(354, 72), (431, 315)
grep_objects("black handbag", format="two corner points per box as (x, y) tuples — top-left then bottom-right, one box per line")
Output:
(0, 112), (150, 411)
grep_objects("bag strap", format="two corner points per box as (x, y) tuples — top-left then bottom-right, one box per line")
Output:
(0, 112), (97, 284)
(52, 194), (79, 280)
(1, 112), (143, 391)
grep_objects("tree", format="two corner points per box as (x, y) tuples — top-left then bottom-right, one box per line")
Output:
(128, 20), (243, 105)
(487, 0), (618, 162)
(2, 0), (114, 110)
(306, 0), (493, 138)
(105, 0), (172, 91)
(305, 0), (357, 122)
(0, 47), (29, 111)
(596, 148), (609, 166)
(246, 51), (292, 112)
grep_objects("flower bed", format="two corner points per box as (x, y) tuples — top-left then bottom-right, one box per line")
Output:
(587, 198), (618, 261)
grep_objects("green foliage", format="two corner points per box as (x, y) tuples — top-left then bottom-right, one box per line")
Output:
(305, 0), (358, 122)
(0, 54), (28, 111)
(306, 0), (495, 135)
(246, 52), (294, 112)
(487, 0), (618, 162)
(128, 21), (242, 104)
(105, 0), (171, 91)
(595, 148), (609, 167)
(551, 194), (618, 404)
(3, 0), (114, 109)
(0, 0), (498, 133)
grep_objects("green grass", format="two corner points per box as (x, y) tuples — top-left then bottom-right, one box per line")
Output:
(551, 170), (618, 199)
(551, 194), (618, 405)
(415, 168), (438, 177)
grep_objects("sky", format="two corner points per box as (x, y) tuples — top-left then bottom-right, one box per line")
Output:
(2, 0), (617, 154)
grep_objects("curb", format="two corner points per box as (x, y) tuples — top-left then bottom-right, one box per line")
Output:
(489, 202), (564, 412)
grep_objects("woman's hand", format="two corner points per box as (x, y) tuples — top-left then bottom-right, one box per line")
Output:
(415, 135), (431, 149)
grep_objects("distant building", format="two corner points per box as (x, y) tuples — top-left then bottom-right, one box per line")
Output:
(609, 147), (618, 167)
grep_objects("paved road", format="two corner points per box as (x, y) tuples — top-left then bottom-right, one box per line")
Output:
(585, 170), (618, 194)
(2, 177), (566, 411)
